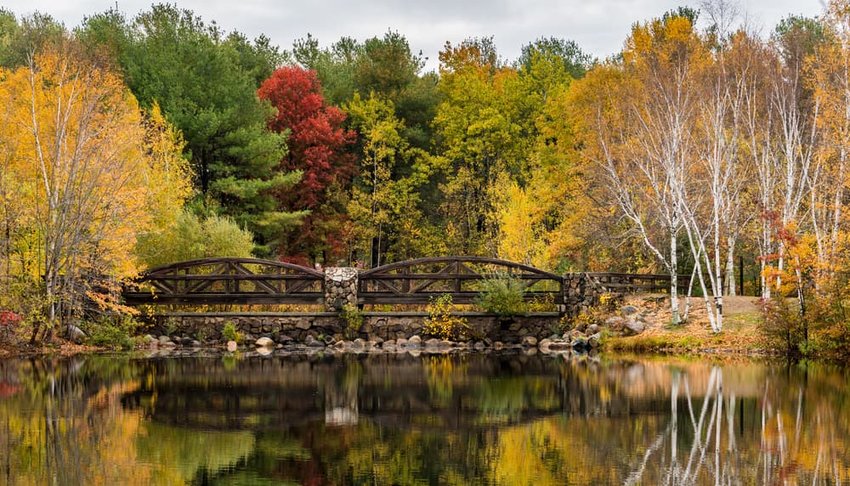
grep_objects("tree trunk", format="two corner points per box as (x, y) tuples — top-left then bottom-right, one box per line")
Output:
(670, 231), (680, 325)
(725, 237), (736, 296)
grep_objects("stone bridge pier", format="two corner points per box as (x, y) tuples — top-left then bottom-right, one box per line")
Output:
(324, 267), (358, 311)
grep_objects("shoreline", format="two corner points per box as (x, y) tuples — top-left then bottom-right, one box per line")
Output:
(0, 337), (776, 360)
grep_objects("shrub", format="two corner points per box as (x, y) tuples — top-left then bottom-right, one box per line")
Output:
(163, 317), (179, 336)
(6, 278), (51, 342)
(195, 326), (210, 343)
(475, 273), (528, 316)
(222, 320), (241, 343)
(423, 294), (470, 340)
(85, 315), (139, 351)
(0, 310), (22, 344)
(758, 276), (850, 360)
(528, 293), (558, 313)
(340, 304), (364, 339)
(571, 292), (618, 331)
(549, 315), (571, 336)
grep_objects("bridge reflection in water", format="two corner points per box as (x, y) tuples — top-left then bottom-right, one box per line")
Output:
(0, 353), (848, 485)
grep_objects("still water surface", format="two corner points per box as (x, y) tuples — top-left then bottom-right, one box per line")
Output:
(0, 351), (848, 485)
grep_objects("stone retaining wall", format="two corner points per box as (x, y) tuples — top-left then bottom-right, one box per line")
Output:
(146, 314), (562, 345)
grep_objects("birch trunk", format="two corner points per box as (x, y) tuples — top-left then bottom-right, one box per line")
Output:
(725, 237), (736, 296)
(670, 230), (680, 325)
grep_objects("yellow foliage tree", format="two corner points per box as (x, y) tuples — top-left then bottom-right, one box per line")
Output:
(0, 44), (190, 339)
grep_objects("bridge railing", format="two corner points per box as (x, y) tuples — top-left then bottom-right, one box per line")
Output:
(123, 257), (324, 306)
(123, 256), (695, 312)
(583, 272), (691, 294)
(358, 256), (564, 306)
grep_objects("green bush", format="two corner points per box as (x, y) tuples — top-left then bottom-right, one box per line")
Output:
(85, 315), (139, 351)
(423, 294), (470, 340)
(475, 273), (528, 316)
(222, 320), (241, 343)
(340, 304), (364, 339)
(135, 209), (255, 268)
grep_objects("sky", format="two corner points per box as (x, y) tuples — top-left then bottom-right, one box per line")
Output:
(2, 0), (826, 70)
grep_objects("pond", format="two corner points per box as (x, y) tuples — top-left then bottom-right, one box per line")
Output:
(0, 351), (848, 485)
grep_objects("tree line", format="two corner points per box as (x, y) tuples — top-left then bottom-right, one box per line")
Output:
(573, 1), (850, 352)
(2, 1), (850, 350)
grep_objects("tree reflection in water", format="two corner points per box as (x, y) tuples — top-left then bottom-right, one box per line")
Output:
(0, 353), (848, 484)
(624, 363), (849, 485)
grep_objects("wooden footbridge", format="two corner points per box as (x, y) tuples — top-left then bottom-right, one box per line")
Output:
(123, 258), (325, 305)
(122, 256), (685, 310)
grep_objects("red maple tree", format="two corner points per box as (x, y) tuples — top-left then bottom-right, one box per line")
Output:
(258, 66), (355, 262)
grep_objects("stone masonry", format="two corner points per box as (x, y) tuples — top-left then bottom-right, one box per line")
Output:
(324, 267), (358, 311)
(147, 314), (561, 345)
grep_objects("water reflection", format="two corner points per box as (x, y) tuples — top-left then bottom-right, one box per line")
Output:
(0, 353), (848, 484)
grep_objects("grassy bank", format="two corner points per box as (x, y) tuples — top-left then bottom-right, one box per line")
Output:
(604, 305), (768, 355)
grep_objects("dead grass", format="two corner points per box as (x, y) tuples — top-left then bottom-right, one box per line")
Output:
(604, 294), (770, 355)
(0, 339), (102, 358)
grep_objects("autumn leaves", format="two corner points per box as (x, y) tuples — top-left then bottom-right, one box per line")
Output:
(0, 46), (191, 338)
(573, 2), (850, 334)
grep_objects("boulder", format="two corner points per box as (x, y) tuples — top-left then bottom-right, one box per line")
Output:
(604, 316), (625, 330)
(621, 305), (639, 316)
(66, 325), (87, 344)
(396, 337), (409, 348)
(226, 340), (238, 352)
(473, 341), (486, 350)
(571, 336), (589, 350)
(548, 340), (571, 351)
(408, 335), (422, 347)
(191, 340), (202, 347)
(521, 336), (538, 347)
(567, 329), (585, 340)
(424, 338), (441, 348)
(587, 333), (602, 348)
(587, 324), (600, 335)
(306, 335), (326, 347)
(352, 338), (366, 348)
(160, 341), (177, 349)
(158, 335), (172, 345)
(255, 337), (275, 348)
(493, 341), (505, 350)
(295, 319), (312, 330)
(623, 319), (645, 336)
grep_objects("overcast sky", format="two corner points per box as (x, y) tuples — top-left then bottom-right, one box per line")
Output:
(2, 0), (825, 70)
